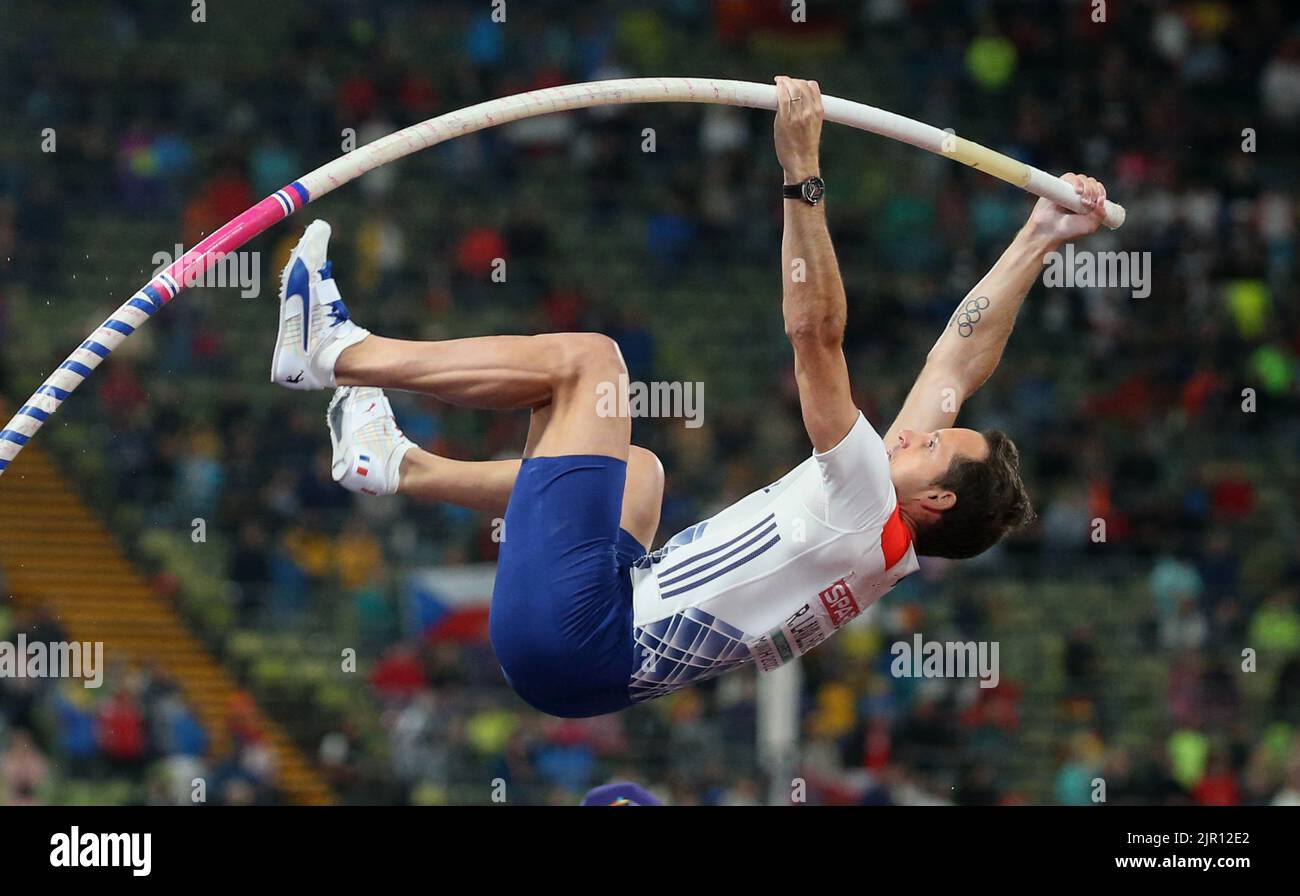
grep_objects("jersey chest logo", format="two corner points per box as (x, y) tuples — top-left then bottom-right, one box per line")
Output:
(818, 578), (861, 628)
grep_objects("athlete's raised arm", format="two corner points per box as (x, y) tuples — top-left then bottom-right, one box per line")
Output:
(775, 75), (858, 453)
(883, 173), (1109, 447)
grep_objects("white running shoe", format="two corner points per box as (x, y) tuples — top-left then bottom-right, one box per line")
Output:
(271, 220), (370, 391)
(327, 386), (415, 496)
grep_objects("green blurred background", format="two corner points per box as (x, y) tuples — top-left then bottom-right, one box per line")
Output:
(1, 0), (1298, 806)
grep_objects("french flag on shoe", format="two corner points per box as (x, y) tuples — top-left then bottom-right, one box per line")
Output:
(327, 386), (414, 498)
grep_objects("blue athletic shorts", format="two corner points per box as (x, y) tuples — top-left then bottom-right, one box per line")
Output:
(489, 454), (647, 718)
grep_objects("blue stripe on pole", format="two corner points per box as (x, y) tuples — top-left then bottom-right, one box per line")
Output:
(142, 285), (165, 308)
(80, 340), (111, 358)
(128, 298), (157, 315)
(18, 406), (50, 422)
(0, 430), (30, 446)
(59, 360), (93, 378)
(37, 385), (71, 400)
(0, 458), (8, 471)
(289, 181), (310, 204)
(103, 319), (135, 336)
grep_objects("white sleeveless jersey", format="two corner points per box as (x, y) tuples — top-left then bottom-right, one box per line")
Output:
(627, 412), (919, 702)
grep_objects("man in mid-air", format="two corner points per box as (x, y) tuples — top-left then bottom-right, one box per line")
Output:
(269, 76), (1109, 717)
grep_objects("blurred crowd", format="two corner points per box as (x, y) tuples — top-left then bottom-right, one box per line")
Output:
(1, 0), (1298, 804)
(0, 604), (283, 805)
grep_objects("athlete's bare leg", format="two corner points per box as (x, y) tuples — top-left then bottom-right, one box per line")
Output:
(336, 333), (627, 458)
(398, 445), (664, 548)
(338, 334), (665, 547)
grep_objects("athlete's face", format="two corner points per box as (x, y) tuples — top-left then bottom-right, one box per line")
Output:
(887, 428), (989, 513)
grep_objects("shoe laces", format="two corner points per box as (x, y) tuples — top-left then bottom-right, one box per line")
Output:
(327, 300), (351, 326)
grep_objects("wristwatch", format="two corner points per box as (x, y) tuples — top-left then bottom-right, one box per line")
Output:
(782, 175), (826, 206)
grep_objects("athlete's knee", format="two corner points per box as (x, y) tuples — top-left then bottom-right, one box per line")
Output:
(548, 332), (627, 385)
(622, 446), (664, 548)
(628, 446), (664, 494)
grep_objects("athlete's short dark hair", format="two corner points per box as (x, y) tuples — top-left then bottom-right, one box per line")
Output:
(912, 430), (1034, 560)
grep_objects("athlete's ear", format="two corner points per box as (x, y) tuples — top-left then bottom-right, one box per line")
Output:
(919, 489), (956, 514)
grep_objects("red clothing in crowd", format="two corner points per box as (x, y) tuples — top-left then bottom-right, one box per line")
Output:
(1194, 772), (1241, 806)
(98, 692), (146, 761)
(370, 647), (427, 698)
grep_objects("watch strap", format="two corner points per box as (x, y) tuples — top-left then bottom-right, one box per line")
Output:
(782, 175), (825, 205)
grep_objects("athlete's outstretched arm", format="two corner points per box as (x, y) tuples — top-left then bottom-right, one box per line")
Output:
(775, 76), (858, 453)
(883, 173), (1109, 445)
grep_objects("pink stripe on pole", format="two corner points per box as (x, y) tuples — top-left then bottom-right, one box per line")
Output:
(161, 196), (286, 300)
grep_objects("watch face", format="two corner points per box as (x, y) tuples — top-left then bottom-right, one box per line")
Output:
(802, 177), (825, 204)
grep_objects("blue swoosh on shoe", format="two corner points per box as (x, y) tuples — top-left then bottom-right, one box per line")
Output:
(285, 258), (311, 351)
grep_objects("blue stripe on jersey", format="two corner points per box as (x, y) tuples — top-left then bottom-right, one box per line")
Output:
(656, 513), (775, 584)
(658, 519), (778, 590)
(659, 530), (782, 599)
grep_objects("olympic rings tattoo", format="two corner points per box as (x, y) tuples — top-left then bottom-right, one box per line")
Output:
(954, 295), (990, 337)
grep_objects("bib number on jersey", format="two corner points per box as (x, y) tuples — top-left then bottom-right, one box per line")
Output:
(747, 577), (861, 673)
